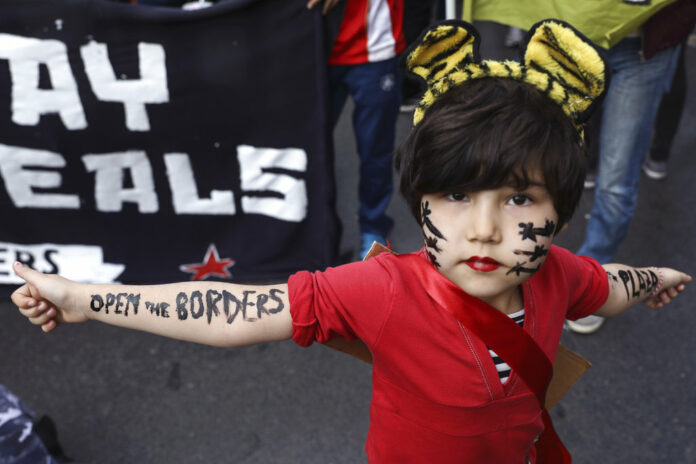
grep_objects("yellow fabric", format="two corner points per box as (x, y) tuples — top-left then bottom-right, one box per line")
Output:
(461, 0), (677, 49)
(406, 20), (608, 138)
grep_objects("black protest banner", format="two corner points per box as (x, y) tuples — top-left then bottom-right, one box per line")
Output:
(0, 0), (339, 293)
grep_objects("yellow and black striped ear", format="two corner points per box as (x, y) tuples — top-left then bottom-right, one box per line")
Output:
(404, 19), (609, 137)
(405, 21), (480, 125)
(522, 19), (607, 125)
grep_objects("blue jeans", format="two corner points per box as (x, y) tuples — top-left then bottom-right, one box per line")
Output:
(329, 57), (401, 238)
(578, 38), (681, 264)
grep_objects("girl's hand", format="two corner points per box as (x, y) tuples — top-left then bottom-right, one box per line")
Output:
(644, 268), (692, 310)
(10, 262), (87, 333)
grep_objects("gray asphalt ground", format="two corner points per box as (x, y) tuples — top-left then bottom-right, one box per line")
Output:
(2, 22), (695, 464)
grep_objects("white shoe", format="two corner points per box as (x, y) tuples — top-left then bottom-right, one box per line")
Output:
(566, 315), (605, 334)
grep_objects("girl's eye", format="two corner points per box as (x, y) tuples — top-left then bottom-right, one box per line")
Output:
(446, 192), (469, 201)
(508, 194), (532, 206)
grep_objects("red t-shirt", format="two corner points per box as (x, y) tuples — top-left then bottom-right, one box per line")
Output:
(329, 0), (405, 65)
(289, 245), (608, 463)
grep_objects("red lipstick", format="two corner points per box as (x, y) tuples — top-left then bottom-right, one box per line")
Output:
(465, 256), (500, 272)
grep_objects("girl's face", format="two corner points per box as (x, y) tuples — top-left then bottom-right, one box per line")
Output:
(420, 172), (560, 313)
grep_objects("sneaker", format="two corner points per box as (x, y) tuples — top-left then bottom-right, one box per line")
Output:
(360, 233), (385, 260)
(584, 172), (597, 190)
(642, 158), (667, 180)
(399, 96), (419, 113)
(566, 315), (605, 334)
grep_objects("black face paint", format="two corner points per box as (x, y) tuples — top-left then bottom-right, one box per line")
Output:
(425, 236), (441, 253)
(518, 219), (555, 242)
(513, 245), (548, 262)
(421, 201), (445, 240)
(506, 261), (542, 276)
(421, 200), (446, 268)
(426, 250), (441, 268)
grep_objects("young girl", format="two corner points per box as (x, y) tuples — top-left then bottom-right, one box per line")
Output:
(11, 20), (691, 463)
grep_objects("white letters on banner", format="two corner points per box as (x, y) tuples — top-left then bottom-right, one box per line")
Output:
(0, 33), (169, 131)
(0, 143), (308, 220)
(0, 241), (125, 284)
(0, 33), (87, 130)
(0, 34), (307, 221)
(165, 153), (237, 215)
(80, 41), (169, 131)
(238, 145), (307, 222)
(0, 143), (79, 208)
(83, 151), (159, 213)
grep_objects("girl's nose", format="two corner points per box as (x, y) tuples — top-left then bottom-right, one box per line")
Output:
(465, 203), (502, 243)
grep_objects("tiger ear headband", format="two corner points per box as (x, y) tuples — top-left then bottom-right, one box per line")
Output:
(405, 19), (609, 139)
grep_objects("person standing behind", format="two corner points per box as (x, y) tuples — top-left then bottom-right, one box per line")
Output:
(460, 0), (696, 334)
(309, 0), (405, 259)
(569, 0), (696, 333)
(642, 44), (688, 180)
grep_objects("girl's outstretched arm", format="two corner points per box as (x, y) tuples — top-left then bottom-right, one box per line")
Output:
(10, 262), (292, 348)
(594, 264), (691, 317)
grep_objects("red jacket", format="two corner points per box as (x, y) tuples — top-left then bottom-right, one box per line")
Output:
(289, 246), (609, 462)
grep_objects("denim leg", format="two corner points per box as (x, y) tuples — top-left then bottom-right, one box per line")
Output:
(578, 39), (681, 263)
(342, 58), (401, 238)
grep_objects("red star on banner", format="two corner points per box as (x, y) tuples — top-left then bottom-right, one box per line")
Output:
(180, 244), (235, 281)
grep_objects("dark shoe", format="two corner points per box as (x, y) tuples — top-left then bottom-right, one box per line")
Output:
(642, 158), (667, 180)
(34, 415), (73, 463)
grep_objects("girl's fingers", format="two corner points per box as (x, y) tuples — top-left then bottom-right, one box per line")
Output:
(41, 319), (57, 333)
(29, 308), (56, 326)
(11, 287), (37, 309)
(19, 304), (47, 318)
(659, 292), (671, 305)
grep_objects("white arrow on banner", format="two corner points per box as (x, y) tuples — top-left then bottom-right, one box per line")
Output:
(0, 242), (125, 285)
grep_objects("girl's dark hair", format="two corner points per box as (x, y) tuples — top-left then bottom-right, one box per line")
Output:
(395, 77), (586, 231)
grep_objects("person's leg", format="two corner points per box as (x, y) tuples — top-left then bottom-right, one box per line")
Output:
(643, 44), (687, 179)
(570, 39), (680, 334)
(343, 58), (401, 257)
(578, 39), (681, 264)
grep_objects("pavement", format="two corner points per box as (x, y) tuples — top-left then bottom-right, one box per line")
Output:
(2, 22), (695, 464)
